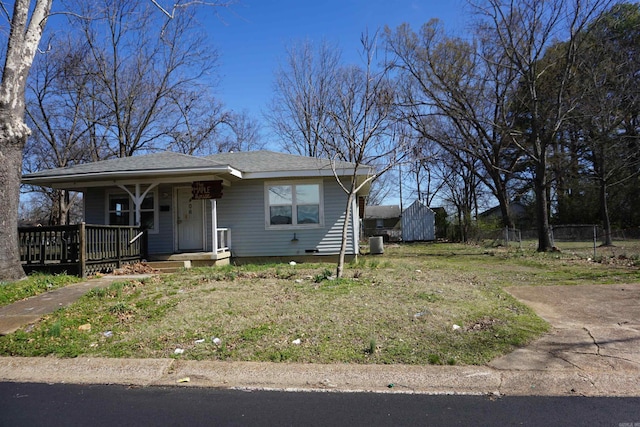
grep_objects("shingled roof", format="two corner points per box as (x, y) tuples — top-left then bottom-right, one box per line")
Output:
(23, 152), (230, 179)
(22, 150), (372, 187)
(205, 150), (362, 174)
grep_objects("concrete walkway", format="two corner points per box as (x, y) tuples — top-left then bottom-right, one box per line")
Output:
(0, 275), (151, 336)
(0, 277), (639, 396)
(489, 283), (640, 372)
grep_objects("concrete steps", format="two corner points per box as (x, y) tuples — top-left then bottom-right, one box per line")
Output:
(145, 260), (191, 273)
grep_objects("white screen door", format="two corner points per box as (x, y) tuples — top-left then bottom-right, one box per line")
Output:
(176, 188), (204, 251)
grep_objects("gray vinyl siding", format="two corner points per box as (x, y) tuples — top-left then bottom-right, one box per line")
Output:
(81, 178), (357, 257)
(217, 178), (354, 257)
(83, 187), (105, 224)
(154, 184), (175, 254)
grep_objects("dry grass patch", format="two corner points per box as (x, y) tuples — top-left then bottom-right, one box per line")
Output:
(0, 244), (569, 365)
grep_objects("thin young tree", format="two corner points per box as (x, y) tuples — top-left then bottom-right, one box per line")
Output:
(325, 33), (405, 278)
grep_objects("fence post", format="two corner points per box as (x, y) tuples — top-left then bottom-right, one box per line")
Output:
(518, 229), (522, 250)
(593, 225), (597, 259)
(505, 226), (509, 247)
(116, 228), (122, 268)
(79, 223), (87, 278)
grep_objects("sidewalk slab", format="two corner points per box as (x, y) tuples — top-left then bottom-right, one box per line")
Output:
(1, 357), (639, 396)
(0, 357), (172, 386)
(157, 361), (501, 394)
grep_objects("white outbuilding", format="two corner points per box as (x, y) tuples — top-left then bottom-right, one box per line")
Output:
(402, 200), (436, 242)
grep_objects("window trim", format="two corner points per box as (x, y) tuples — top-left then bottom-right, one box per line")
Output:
(105, 188), (159, 234)
(264, 180), (324, 230)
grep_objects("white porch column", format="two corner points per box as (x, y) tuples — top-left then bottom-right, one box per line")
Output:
(211, 199), (218, 252)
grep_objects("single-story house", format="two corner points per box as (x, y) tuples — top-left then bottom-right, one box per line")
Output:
(478, 201), (532, 228)
(402, 200), (436, 242)
(21, 150), (372, 265)
(363, 205), (401, 242)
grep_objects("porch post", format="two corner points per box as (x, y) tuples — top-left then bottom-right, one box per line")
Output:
(134, 184), (141, 226)
(117, 183), (158, 227)
(211, 199), (218, 253)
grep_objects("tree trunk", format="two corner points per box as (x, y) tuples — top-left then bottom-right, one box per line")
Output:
(0, 0), (54, 281)
(599, 178), (613, 246)
(0, 125), (28, 281)
(336, 191), (354, 279)
(495, 184), (514, 229)
(534, 164), (553, 252)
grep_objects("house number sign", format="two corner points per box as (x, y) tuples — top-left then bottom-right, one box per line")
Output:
(191, 180), (223, 200)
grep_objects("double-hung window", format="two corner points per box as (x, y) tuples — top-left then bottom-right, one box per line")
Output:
(266, 182), (322, 228)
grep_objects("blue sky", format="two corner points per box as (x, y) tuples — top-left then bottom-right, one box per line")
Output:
(206, 0), (470, 146)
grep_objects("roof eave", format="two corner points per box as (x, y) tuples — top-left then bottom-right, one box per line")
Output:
(22, 166), (242, 187)
(243, 167), (373, 180)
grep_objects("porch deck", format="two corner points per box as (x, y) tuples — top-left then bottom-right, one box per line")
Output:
(19, 223), (147, 278)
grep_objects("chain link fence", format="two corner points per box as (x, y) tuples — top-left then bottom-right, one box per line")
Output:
(473, 225), (640, 258)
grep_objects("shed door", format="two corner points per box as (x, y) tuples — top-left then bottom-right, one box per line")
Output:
(176, 188), (204, 251)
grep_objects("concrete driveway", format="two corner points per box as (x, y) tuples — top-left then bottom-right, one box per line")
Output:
(489, 283), (640, 372)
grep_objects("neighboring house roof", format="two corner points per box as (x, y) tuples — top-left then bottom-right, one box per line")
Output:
(478, 201), (527, 219)
(365, 205), (401, 220)
(22, 150), (373, 189)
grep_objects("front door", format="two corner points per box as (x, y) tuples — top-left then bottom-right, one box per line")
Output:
(176, 188), (204, 251)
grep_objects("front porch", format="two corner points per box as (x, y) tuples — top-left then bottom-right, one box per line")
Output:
(18, 224), (231, 277)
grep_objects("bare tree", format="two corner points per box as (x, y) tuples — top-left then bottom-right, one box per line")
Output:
(24, 35), (99, 224)
(385, 19), (524, 229)
(269, 32), (404, 277)
(267, 39), (341, 158)
(472, 0), (612, 251)
(67, 0), (221, 158)
(166, 92), (263, 155)
(326, 33), (405, 278)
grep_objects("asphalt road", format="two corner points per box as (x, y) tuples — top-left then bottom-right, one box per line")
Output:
(1, 382), (640, 426)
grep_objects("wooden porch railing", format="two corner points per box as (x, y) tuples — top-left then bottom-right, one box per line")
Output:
(216, 228), (231, 253)
(19, 223), (147, 278)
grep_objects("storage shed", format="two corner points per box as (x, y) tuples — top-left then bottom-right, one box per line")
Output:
(402, 200), (436, 242)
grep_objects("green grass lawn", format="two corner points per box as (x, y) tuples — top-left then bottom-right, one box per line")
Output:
(1, 242), (638, 365)
(0, 273), (80, 306)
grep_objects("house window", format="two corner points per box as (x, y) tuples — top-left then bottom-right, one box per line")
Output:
(107, 191), (158, 233)
(266, 182), (322, 228)
(376, 219), (384, 229)
(108, 196), (130, 226)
